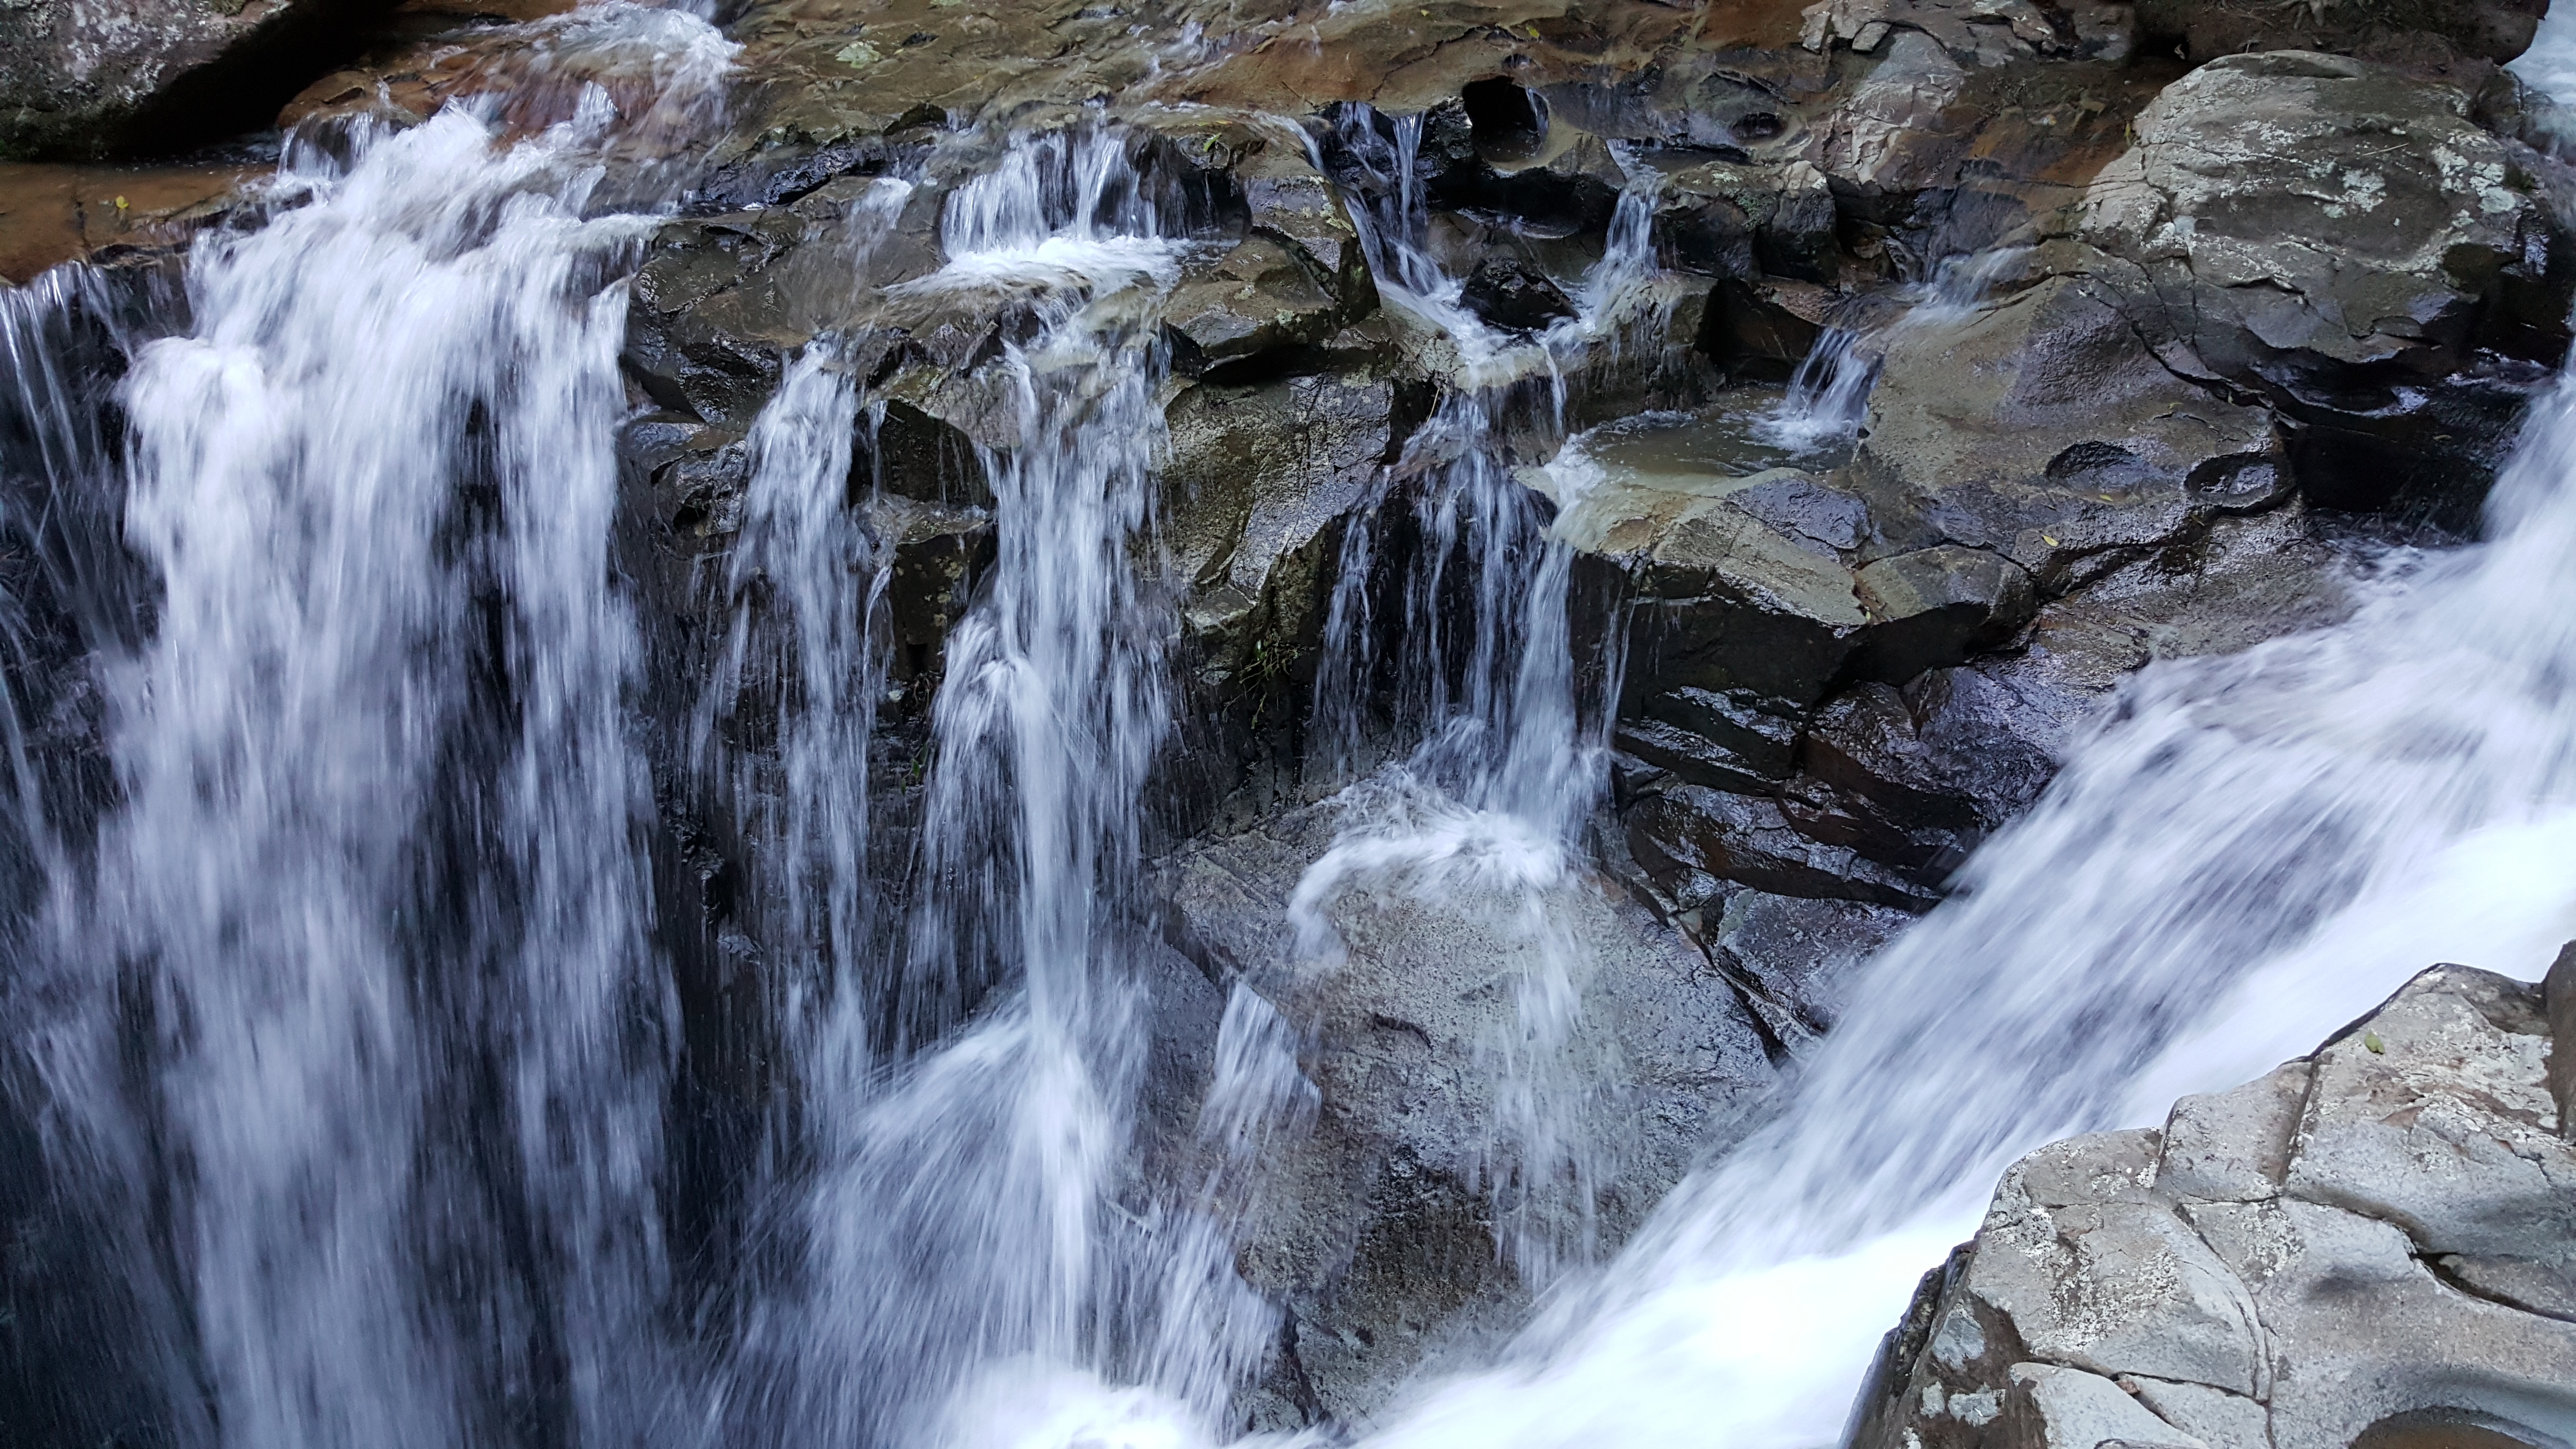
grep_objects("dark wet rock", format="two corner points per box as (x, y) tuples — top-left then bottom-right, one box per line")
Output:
(1882, 502), (2357, 806)
(1614, 716), (1784, 795)
(2136, 0), (2544, 66)
(1699, 888), (1913, 1041)
(2072, 51), (2576, 526)
(1598, 501), (2354, 921)
(1459, 257), (1579, 334)
(1160, 371), (1394, 690)
(1732, 468), (1874, 553)
(1801, 682), (2017, 834)
(864, 397), (992, 511)
(1431, 117), (1629, 243)
(623, 211), (809, 425)
(1850, 272), (2292, 595)
(1166, 233), (1356, 373)
(1851, 963), (2576, 1449)
(1658, 158), (1840, 284)
(1700, 276), (1838, 379)
(1559, 469), (1869, 710)
(877, 495), (992, 700)
(1852, 545), (2037, 684)
(1640, 685), (1805, 780)
(1612, 522), (1860, 702)
(684, 135), (901, 216)
(1159, 795), (1777, 1421)
(0, 0), (404, 161)
(1627, 782), (1945, 910)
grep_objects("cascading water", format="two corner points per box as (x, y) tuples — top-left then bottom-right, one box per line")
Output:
(709, 129), (1277, 1449)
(1752, 245), (2031, 454)
(10, 4), (2576, 1446)
(1294, 108), (1684, 1284)
(1321, 94), (2576, 1449)
(7, 9), (735, 1447)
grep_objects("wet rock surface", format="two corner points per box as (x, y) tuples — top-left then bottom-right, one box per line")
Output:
(1851, 961), (2576, 1449)
(0, 0), (2568, 1437)
(0, 0), (401, 160)
(1160, 794), (1776, 1422)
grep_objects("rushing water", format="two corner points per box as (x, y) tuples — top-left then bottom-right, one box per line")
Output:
(7, 5), (2576, 1447)
(1289, 107), (1696, 1285)
(700, 129), (1289, 1449)
(7, 9), (733, 1447)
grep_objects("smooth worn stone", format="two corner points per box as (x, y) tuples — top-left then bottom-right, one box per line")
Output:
(1851, 963), (2576, 1449)
(1849, 272), (2291, 596)
(2074, 51), (2576, 523)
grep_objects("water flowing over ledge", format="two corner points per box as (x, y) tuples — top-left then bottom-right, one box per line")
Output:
(1, 2), (2574, 1447)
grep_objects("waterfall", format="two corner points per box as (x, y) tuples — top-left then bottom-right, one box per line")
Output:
(7, 9), (737, 1447)
(714, 128), (1276, 1449)
(7, 7), (2574, 1447)
(1339, 185), (2576, 1449)
(1294, 110), (1681, 1284)
(1752, 245), (2031, 455)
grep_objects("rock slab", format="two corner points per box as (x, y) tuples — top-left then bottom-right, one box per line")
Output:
(1850, 962), (2576, 1449)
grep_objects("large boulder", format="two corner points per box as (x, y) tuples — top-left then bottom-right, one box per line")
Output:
(2135, 0), (2545, 66)
(1850, 960), (2576, 1449)
(1848, 271), (2293, 596)
(0, 0), (400, 160)
(2073, 50), (2576, 523)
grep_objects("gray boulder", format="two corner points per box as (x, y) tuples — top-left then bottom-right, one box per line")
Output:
(0, 0), (398, 160)
(2133, 0), (2544, 66)
(1849, 272), (2291, 596)
(1158, 794), (1777, 1426)
(1850, 961), (2576, 1449)
(2073, 50), (2576, 522)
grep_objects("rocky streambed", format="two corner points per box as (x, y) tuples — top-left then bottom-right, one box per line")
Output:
(1, 0), (2573, 1445)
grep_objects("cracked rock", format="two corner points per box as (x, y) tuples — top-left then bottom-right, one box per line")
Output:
(1849, 962), (2576, 1449)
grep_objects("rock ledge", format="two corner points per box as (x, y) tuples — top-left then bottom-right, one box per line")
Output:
(1851, 954), (2576, 1449)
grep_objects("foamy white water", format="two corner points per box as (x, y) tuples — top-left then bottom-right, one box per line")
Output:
(14, 10), (736, 1446)
(1327, 44), (2576, 1449)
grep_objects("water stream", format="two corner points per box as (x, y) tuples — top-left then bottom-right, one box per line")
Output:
(9, 11), (732, 1447)
(4, 8), (2575, 1449)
